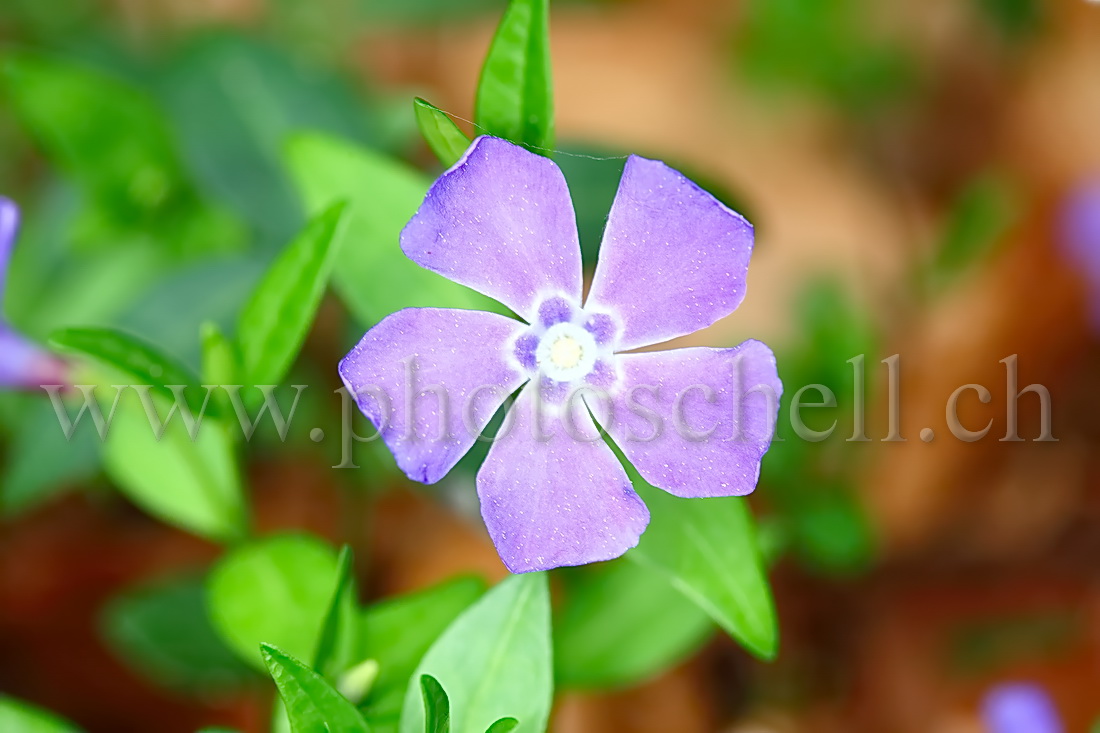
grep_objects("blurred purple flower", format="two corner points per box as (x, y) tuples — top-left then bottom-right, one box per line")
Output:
(1059, 179), (1100, 330)
(981, 683), (1063, 733)
(340, 136), (781, 573)
(0, 197), (67, 389)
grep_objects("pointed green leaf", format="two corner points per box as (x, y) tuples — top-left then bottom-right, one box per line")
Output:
(261, 644), (371, 733)
(484, 719), (518, 733)
(102, 388), (246, 542)
(0, 696), (80, 733)
(200, 321), (240, 386)
(49, 327), (211, 417)
(284, 133), (497, 325)
(208, 534), (347, 671)
(419, 675), (450, 733)
(358, 576), (486, 733)
(413, 98), (470, 168)
(475, 0), (554, 151)
(237, 202), (346, 386)
(312, 545), (358, 677)
(628, 473), (778, 660)
(399, 574), (551, 733)
(554, 559), (713, 689)
(200, 321), (240, 420)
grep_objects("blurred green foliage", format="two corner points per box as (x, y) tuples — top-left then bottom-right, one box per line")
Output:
(922, 174), (1017, 294)
(101, 574), (256, 693)
(763, 280), (877, 575)
(736, 0), (918, 113)
(0, 697), (79, 733)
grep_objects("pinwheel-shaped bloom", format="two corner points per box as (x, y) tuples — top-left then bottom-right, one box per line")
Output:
(981, 683), (1063, 733)
(0, 197), (67, 389)
(340, 136), (781, 573)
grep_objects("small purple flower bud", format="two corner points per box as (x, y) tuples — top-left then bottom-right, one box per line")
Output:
(1059, 180), (1100, 330)
(981, 683), (1063, 733)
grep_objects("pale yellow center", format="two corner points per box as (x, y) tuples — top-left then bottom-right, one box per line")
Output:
(548, 335), (583, 369)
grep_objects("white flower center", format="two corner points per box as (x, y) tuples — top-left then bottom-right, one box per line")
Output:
(536, 322), (598, 382)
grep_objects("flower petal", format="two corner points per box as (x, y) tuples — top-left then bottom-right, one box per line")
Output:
(585, 156), (754, 351)
(338, 307), (528, 484)
(595, 341), (781, 498)
(477, 383), (650, 573)
(401, 136), (583, 321)
(0, 325), (67, 389)
(0, 196), (20, 297)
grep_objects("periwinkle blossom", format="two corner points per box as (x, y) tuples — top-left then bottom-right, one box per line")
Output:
(981, 683), (1063, 733)
(1059, 179), (1100, 330)
(0, 197), (67, 389)
(340, 136), (781, 573)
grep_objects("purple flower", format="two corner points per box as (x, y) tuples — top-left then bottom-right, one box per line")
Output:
(0, 197), (67, 389)
(1059, 179), (1100, 330)
(981, 683), (1063, 733)
(339, 136), (781, 573)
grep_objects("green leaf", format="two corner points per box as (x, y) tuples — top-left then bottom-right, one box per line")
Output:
(628, 473), (778, 660)
(413, 98), (470, 168)
(200, 321), (241, 420)
(419, 675), (450, 733)
(49, 326), (211, 418)
(261, 644), (371, 733)
(237, 202), (346, 386)
(1, 50), (188, 222)
(312, 545), (358, 677)
(474, 0), (553, 151)
(483, 719), (518, 733)
(554, 559), (713, 689)
(0, 696), (80, 733)
(284, 133), (497, 325)
(927, 174), (1016, 289)
(102, 388), (246, 542)
(100, 574), (256, 693)
(158, 33), (379, 243)
(208, 534), (348, 671)
(399, 574), (551, 733)
(357, 577), (486, 733)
